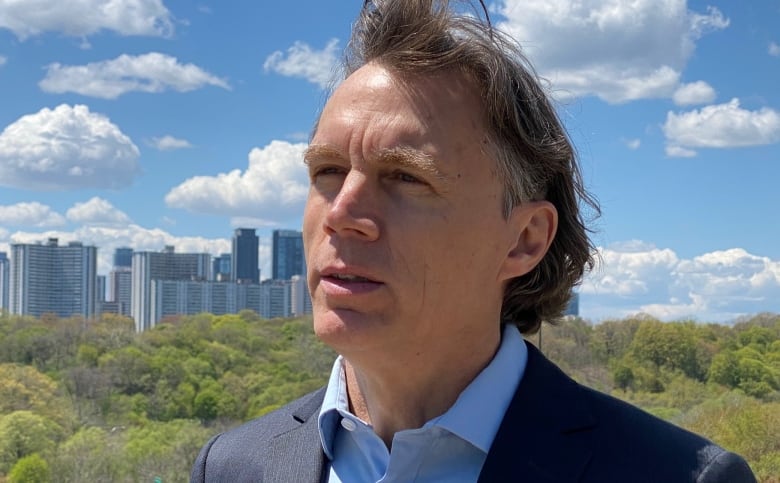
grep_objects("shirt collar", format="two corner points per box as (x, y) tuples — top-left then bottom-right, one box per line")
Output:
(318, 353), (349, 459)
(317, 324), (527, 457)
(432, 324), (527, 452)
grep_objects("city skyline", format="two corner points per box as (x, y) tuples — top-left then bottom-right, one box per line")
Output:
(0, 1), (779, 322)
(0, 228), (311, 330)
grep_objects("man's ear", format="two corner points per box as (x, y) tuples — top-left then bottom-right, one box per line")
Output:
(499, 201), (558, 281)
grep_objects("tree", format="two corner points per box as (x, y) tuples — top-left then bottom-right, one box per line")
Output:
(681, 392), (780, 481)
(8, 453), (51, 483)
(50, 427), (125, 482)
(629, 320), (706, 380)
(0, 411), (62, 474)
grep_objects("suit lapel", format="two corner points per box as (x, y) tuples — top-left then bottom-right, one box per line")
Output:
(266, 388), (328, 483)
(478, 342), (596, 483)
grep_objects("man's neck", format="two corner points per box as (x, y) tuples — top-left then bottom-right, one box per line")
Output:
(343, 327), (501, 449)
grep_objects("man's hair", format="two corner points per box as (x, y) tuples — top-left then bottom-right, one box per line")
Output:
(341, 0), (599, 334)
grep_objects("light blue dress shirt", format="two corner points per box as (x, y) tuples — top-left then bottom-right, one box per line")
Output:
(317, 325), (528, 483)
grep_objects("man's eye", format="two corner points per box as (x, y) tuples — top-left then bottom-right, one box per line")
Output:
(393, 171), (422, 184)
(312, 166), (345, 178)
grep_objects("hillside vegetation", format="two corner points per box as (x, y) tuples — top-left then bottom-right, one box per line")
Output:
(0, 311), (777, 482)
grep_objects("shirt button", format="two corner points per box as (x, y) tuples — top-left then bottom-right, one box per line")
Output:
(341, 418), (357, 431)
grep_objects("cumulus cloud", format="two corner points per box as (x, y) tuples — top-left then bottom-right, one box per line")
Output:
(663, 98), (780, 156)
(769, 42), (780, 57)
(672, 81), (716, 106)
(496, 0), (728, 103)
(0, 202), (66, 228)
(0, 104), (140, 191)
(66, 197), (132, 226)
(582, 243), (780, 322)
(625, 138), (641, 150)
(0, 0), (173, 40)
(39, 52), (229, 99)
(4, 225), (279, 281)
(585, 241), (679, 297)
(7, 225), (232, 276)
(165, 140), (309, 224)
(229, 217), (278, 228)
(665, 145), (696, 158)
(264, 39), (340, 88)
(150, 135), (192, 151)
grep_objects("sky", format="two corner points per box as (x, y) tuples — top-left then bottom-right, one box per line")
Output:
(0, 0), (778, 323)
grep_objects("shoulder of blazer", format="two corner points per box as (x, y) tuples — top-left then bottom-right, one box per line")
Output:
(479, 342), (756, 483)
(190, 387), (327, 483)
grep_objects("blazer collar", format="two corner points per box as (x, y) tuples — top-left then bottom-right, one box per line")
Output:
(478, 342), (597, 482)
(267, 387), (328, 483)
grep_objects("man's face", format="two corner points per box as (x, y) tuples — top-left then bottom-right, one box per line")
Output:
(303, 63), (522, 358)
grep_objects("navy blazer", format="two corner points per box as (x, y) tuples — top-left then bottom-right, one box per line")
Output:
(191, 342), (756, 482)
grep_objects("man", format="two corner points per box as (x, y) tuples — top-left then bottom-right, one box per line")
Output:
(192, 1), (756, 481)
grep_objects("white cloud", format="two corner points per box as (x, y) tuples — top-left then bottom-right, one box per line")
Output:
(585, 241), (679, 297)
(0, 104), (140, 191)
(496, 0), (729, 103)
(8, 225), (230, 276)
(665, 145), (696, 158)
(66, 197), (132, 226)
(672, 81), (716, 106)
(150, 135), (192, 151)
(229, 217), (278, 229)
(663, 98), (780, 156)
(39, 52), (229, 99)
(0, 202), (66, 228)
(582, 243), (780, 322)
(5, 225), (279, 281)
(264, 39), (340, 89)
(165, 140), (309, 224)
(625, 138), (641, 150)
(770, 42), (780, 57)
(0, 55), (6, 66)
(0, 0), (173, 40)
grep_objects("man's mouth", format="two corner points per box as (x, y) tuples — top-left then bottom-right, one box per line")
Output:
(320, 269), (383, 296)
(328, 273), (373, 283)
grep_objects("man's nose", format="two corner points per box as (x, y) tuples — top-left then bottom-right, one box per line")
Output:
(323, 171), (380, 241)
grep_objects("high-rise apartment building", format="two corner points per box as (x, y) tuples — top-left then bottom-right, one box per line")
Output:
(9, 238), (98, 318)
(212, 253), (232, 281)
(232, 228), (259, 283)
(131, 246), (210, 331)
(109, 266), (132, 316)
(148, 278), (292, 325)
(97, 275), (106, 303)
(0, 252), (9, 312)
(272, 229), (305, 280)
(113, 247), (133, 268)
(290, 274), (312, 316)
(564, 292), (580, 317)
(260, 279), (292, 318)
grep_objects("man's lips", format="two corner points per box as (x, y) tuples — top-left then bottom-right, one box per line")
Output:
(319, 268), (383, 295)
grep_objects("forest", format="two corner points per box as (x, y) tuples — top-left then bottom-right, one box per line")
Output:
(0, 310), (777, 482)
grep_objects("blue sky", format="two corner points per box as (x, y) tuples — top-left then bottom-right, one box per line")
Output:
(0, 0), (778, 323)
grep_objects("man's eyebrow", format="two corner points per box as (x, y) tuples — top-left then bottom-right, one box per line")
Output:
(303, 144), (449, 181)
(303, 144), (345, 165)
(373, 146), (447, 181)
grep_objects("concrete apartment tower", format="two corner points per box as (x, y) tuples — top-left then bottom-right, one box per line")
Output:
(272, 229), (305, 280)
(131, 246), (210, 331)
(9, 238), (98, 318)
(232, 228), (259, 284)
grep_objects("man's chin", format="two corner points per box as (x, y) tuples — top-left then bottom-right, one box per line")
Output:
(313, 308), (383, 351)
